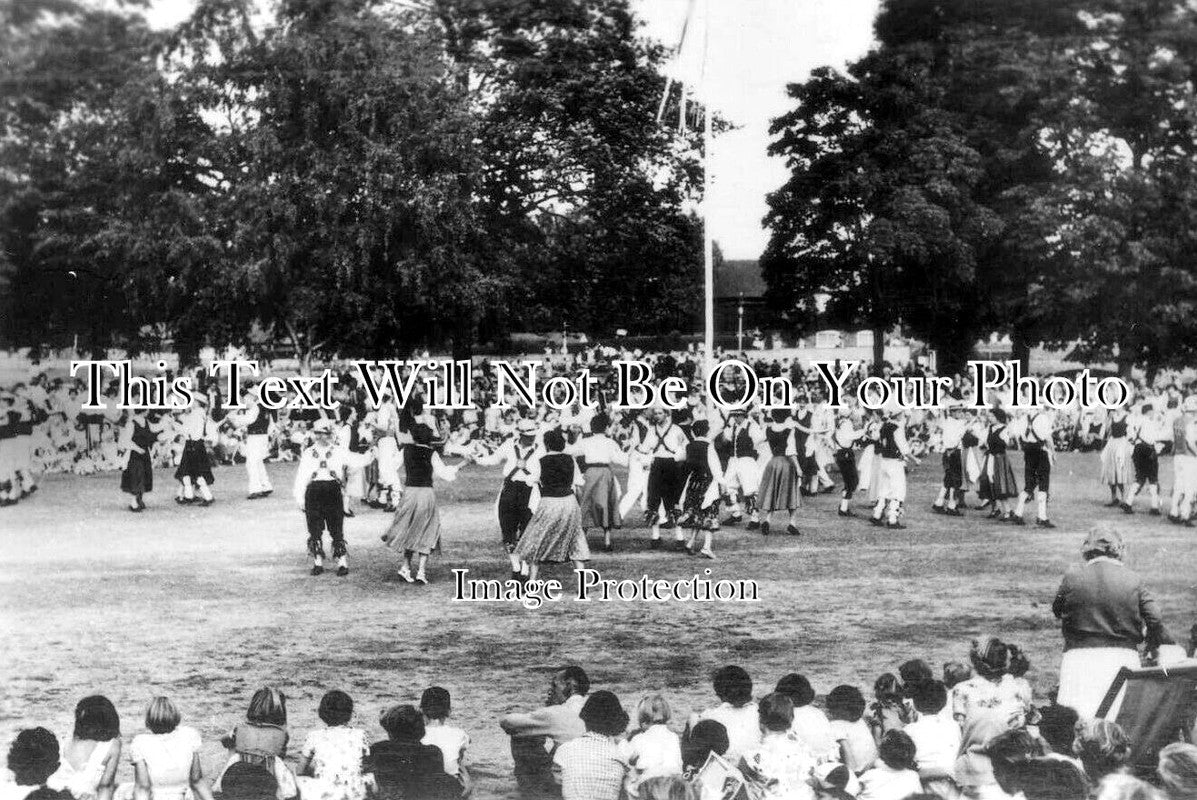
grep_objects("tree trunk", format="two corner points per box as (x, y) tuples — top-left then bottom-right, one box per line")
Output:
(1010, 326), (1031, 375)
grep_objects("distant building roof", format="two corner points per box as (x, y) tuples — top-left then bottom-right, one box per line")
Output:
(714, 259), (766, 299)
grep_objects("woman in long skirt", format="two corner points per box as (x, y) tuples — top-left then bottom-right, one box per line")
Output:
(757, 409), (802, 536)
(1100, 409), (1132, 506)
(572, 413), (627, 552)
(984, 409), (1019, 521)
(174, 399), (216, 506)
(120, 410), (159, 512)
(513, 428), (588, 583)
(381, 423), (463, 585)
(677, 420), (725, 558)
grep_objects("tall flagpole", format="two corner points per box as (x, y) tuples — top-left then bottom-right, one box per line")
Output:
(701, 0), (715, 421)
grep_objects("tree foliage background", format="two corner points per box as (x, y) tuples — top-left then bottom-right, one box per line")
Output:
(0, 0), (705, 363)
(763, 0), (1197, 375)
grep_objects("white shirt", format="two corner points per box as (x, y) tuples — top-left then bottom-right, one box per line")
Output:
(940, 417), (967, 450)
(858, 764), (923, 800)
(790, 706), (837, 762)
(699, 703), (762, 766)
(476, 438), (543, 485)
(422, 724), (470, 778)
(293, 442), (349, 502)
(179, 408), (211, 440)
(637, 423), (688, 461)
(1023, 412), (1054, 447)
(904, 714), (960, 779)
(621, 724), (682, 788)
(569, 434), (628, 467)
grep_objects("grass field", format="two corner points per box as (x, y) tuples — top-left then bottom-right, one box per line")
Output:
(2, 452), (1194, 798)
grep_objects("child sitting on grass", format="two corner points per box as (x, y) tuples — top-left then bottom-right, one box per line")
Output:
(827, 686), (877, 775)
(858, 731), (921, 800)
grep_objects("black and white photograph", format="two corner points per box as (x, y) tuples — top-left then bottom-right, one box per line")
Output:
(2, 0), (1196, 799)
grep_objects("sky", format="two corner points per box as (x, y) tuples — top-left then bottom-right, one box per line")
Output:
(145, 0), (881, 260)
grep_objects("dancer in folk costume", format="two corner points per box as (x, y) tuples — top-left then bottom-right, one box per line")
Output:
(720, 407), (764, 529)
(570, 412), (627, 553)
(229, 385), (276, 499)
(810, 394), (839, 494)
(173, 394), (216, 506)
(1100, 407), (1133, 507)
(474, 418), (542, 578)
(1168, 396), (1197, 525)
(758, 409), (802, 536)
(982, 408), (1019, 521)
(294, 418), (351, 576)
(793, 396), (822, 496)
(932, 401), (968, 517)
(381, 422), (464, 585)
(1124, 400), (1164, 515)
(677, 419), (726, 558)
(638, 407), (690, 549)
(1012, 407), (1057, 528)
(959, 407), (984, 509)
(831, 408), (867, 518)
(870, 408), (917, 529)
(373, 394), (403, 511)
(858, 414), (884, 504)
(119, 409), (162, 512)
(0, 390), (21, 506)
(10, 384), (43, 497)
(512, 428), (589, 583)
(618, 411), (651, 522)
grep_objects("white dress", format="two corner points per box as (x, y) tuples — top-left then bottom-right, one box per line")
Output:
(49, 739), (118, 800)
(297, 726), (371, 800)
(122, 726), (204, 800)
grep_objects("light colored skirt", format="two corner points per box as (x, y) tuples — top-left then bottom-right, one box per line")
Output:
(579, 465), (622, 529)
(382, 486), (441, 555)
(758, 455), (800, 512)
(726, 456), (761, 497)
(878, 458), (907, 501)
(1057, 646), (1140, 719)
(1101, 438), (1132, 486)
(514, 495), (590, 563)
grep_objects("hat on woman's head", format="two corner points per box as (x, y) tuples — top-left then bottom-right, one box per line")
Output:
(969, 637), (1011, 679)
(1083, 526), (1125, 560)
(312, 418), (335, 435)
(579, 691), (629, 737)
(1184, 395), (1197, 413)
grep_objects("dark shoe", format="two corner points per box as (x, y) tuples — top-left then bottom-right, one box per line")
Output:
(602, 543), (614, 553)
(746, 520), (760, 531)
(1009, 515), (1026, 526)
(870, 516), (883, 527)
(337, 566), (349, 577)
(1036, 519), (1056, 529)
(344, 509), (356, 518)
(198, 498), (213, 507)
(1122, 503), (1134, 514)
(649, 538), (662, 550)
(837, 509), (855, 518)
(261, 489), (273, 496)
(175, 497), (192, 505)
(785, 524), (801, 536)
(1168, 513), (1181, 524)
(725, 514), (742, 526)
(1149, 508), (1161, 516)
(760, 522), (770, 536)
(885, 521), (906, 530)
(311, 565), (325, 576)
(674, 540), (688, 551)
(247, 492), (263, 500)
(944, 508), (962, 517)
(931, 505), (945, 514)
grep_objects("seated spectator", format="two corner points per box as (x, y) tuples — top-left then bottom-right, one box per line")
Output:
(1018, 758), (1089, 800)
(986, 728), (1047, 798)
(4, 728), (72, 800)
(811, 763), (861, 800)
(865, 674), (910, 745)
(295, 690), (370, 800)
(692, 666), (760, 766)
(954, 639), (1033, 729)
(826, 686), (877, 775)
(1158, 742), (1197, 800)
(1094, 774), (1166, 800)
(499, 665), (589, 796)
(213, 689), (297, 800)
(419, 688), (471, 796)
(943, 662), (973, 726)
(370, 705), (459, 800)
(1036, 703), (1079, 762)
(622, 694), (682, 797)
(1073, 720), (1132, 784)
(217, 763), (278, 800)
(902, 681), (959, 797)
(553, 691), (629, 800)
(858, 731), (920, 800)
(680, 720), (729, 780)
(953, 709), (1019, 800)
(898, 661), (934, 695)
(742, 693), (815, 800)
(774, 674), (836, 762)
(126, 697), (216, 800)
(48, 695), (122, 800)
(636, 775), (696, 800)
